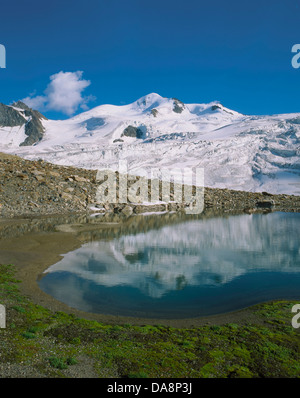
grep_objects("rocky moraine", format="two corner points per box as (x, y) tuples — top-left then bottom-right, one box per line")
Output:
(0, 152), (299, 219)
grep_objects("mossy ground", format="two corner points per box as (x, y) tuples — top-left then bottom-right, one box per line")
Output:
(0, 264), (299, 378)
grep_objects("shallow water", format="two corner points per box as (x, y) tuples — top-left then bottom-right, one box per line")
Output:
(38, 211), (300, 319)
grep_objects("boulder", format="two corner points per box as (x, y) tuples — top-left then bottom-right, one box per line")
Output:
(121, 205), (133, 216)
(61, 192), (73, 201)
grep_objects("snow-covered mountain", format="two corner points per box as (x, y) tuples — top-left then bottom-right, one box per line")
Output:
(0, 93), (299, 195)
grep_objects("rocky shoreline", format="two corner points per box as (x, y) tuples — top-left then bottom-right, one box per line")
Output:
(0, 152), (299, 219)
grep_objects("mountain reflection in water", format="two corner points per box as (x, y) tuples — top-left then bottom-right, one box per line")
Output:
(39, 212), (300, 318)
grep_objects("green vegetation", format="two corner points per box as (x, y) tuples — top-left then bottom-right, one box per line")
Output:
(48, 356), (78, 369)
(0, 263), (299, 378)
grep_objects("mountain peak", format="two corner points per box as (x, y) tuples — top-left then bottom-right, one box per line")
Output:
(11, 101), (31, 111)
(134, 93), (164, 110)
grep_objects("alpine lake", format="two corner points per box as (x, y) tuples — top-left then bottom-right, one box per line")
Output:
(0, 208), (299, 322)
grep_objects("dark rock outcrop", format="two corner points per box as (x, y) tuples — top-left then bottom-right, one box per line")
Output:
(211, 104), (234, 115)
(0, 103), (26, 127)
(21, 113), (46, 146)
(172, 98), (185, 114)
(0, 101), (47, 146)
(122, 125), (144, 139)
(211, 105), (222, 111)
(151, 108), (158, 117)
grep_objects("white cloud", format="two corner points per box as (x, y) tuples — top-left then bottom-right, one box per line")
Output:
(21, 94), (47, 110)
(22, 71), (95, 115)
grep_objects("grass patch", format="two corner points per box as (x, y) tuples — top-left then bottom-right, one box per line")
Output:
(48, 355), (78, 369)
(21, 331), (37, 339)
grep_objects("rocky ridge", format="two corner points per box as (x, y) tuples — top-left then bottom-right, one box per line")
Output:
(0, 101), (46, 146)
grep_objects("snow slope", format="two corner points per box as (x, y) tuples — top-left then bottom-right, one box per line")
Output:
(1, 93), (299, 195)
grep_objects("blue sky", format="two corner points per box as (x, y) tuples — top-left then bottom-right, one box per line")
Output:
(0, 0), (299, 119)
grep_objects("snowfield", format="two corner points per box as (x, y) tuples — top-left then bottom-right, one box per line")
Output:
(1, 93), (299, 195)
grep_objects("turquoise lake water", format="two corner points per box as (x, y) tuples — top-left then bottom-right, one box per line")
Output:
(38, 212), (300, 319)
